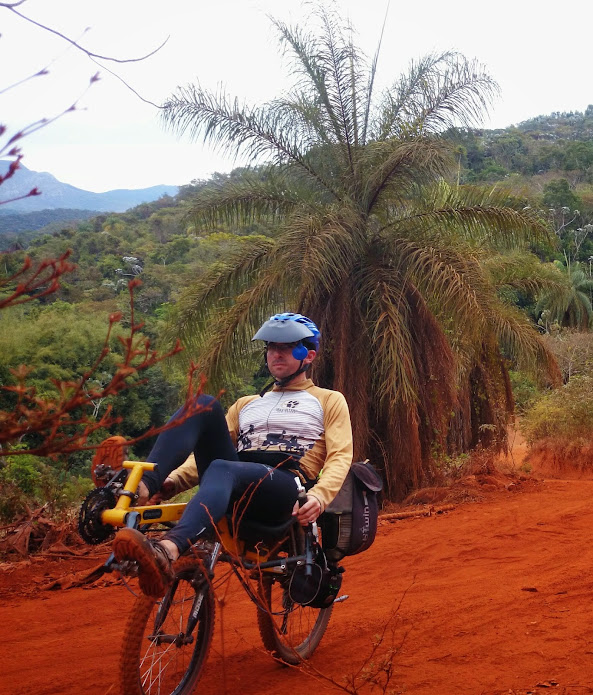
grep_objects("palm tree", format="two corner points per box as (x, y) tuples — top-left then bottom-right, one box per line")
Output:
(536, 261), (593, 331)
(161, 6), (557, 499)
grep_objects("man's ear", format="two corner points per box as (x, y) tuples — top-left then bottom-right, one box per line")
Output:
(303, 349), (317, 366)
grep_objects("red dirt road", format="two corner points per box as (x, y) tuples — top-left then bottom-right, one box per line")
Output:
(3, 453), (593, 694)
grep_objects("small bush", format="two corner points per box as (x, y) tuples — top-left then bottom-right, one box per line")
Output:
(509, 370), (540, 413)
(0, 453), (93, 523)
(433, 452), (470, 478)
(0, 454), (42, 520)
(522, 374), (593, 444)
(38, 467), (94, 517)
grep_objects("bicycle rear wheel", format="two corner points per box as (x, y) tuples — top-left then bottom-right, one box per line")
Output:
(257, 573), (333, 664)
(256, 525), (333, 665)
(120, 556), (215, 695)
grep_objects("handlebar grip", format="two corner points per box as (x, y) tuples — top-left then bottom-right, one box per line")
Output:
(295, 476), (307, 507)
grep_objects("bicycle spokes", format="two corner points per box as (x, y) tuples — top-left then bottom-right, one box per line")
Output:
(121, 558), (215, 695)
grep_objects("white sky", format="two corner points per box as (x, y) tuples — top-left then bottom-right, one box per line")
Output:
(2, 0), (592, 193)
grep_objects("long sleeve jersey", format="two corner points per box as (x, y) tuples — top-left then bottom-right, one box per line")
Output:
(168, 378), (353, 511)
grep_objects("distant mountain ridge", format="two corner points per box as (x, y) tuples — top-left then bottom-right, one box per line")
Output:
(0, 161), (179, 213)
(0, 208), (102, 250)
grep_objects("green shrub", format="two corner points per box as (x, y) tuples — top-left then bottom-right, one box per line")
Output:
(0, 453), (44, 521)
(0, 453), (93, 522)
(509, 370), (540, 413)
(522, 374), (593, 443)
(38, 467), (94, 517)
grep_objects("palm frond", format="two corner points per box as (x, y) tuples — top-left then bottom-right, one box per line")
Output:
(390, 203), (553, 252)
(164, 237), (275, 355)
(183, 168), (321, 230)
(363, 138), (454, 213)
(378, 235), (486, 340)
(412, 55), (499, 134)
(484, 300), (561, 383)
(375, 52), (453, 140)
(272, 6), (367, 159)
(482, 251), (568, 298)
(375, 52), (498, 139)
(162, 84), (341, 201)
(281, 210), (365, 296)
(376, 52), (499, 139)
(367, 275), (419, 406)
(191, 278), (291, 391)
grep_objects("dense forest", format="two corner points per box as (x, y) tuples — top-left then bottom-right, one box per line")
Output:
(2, 82), (593, 517)
(0, 208), (100, 249)
(453, 108), (593, 254)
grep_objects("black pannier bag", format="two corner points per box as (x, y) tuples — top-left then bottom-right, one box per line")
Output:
(319, 460), (383, 561)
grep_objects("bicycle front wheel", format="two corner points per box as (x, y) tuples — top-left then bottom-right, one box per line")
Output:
(257, 573), (333, 665)
(120, 556), (215, 695)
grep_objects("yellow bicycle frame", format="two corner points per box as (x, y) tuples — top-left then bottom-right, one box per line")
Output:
(101, 460), (278, 565)
(101, 461), (186, 527)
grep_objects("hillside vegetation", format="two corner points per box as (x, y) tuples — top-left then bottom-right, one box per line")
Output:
(453, 107), (593, 256)
(0, 209), (100, 249)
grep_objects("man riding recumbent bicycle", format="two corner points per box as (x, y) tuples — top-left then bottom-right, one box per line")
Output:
(78, 313), (382, 695)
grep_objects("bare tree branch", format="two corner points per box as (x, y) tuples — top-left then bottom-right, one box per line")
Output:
(0, 67), (49, 96)
(88, 56), (162, 109)
(2, 3), (169, 64)
(0, 72), (101, 204)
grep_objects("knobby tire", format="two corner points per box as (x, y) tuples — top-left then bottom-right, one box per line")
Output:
(256, 526), (333, 664)
(119, 556), (215, 695)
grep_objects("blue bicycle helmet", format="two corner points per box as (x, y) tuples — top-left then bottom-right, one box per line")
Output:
(252, 313), (321, 355)
(253, 313), (321, 389)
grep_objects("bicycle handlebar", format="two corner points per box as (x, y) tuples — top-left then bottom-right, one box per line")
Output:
(122, 461), (157, 470)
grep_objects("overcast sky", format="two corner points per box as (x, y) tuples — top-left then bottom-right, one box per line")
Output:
(2, 0), (591, 193)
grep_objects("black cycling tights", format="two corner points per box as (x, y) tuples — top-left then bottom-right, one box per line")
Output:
(141, 395), (300, 554)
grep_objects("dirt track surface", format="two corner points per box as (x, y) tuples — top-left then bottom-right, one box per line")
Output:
(3, 452), (593, 694)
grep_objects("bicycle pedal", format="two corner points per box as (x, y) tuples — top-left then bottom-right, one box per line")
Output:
(191, 539), (216, 555)
(112, 559), (140, 577)
(333, 594), (349, 603)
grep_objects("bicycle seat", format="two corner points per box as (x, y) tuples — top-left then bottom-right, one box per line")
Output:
(227, 515), (296, 547)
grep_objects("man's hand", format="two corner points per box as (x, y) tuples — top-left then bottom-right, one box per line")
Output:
(137, 480), (150, 506)
(160, 478), (176, 501)
(292, 494), (321, 525)
(147, 478), (176, 504)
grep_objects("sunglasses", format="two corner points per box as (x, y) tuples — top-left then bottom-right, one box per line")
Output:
(265, 341), (302, 352)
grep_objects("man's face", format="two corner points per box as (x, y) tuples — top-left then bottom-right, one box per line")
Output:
(266, 342), (316, 380)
